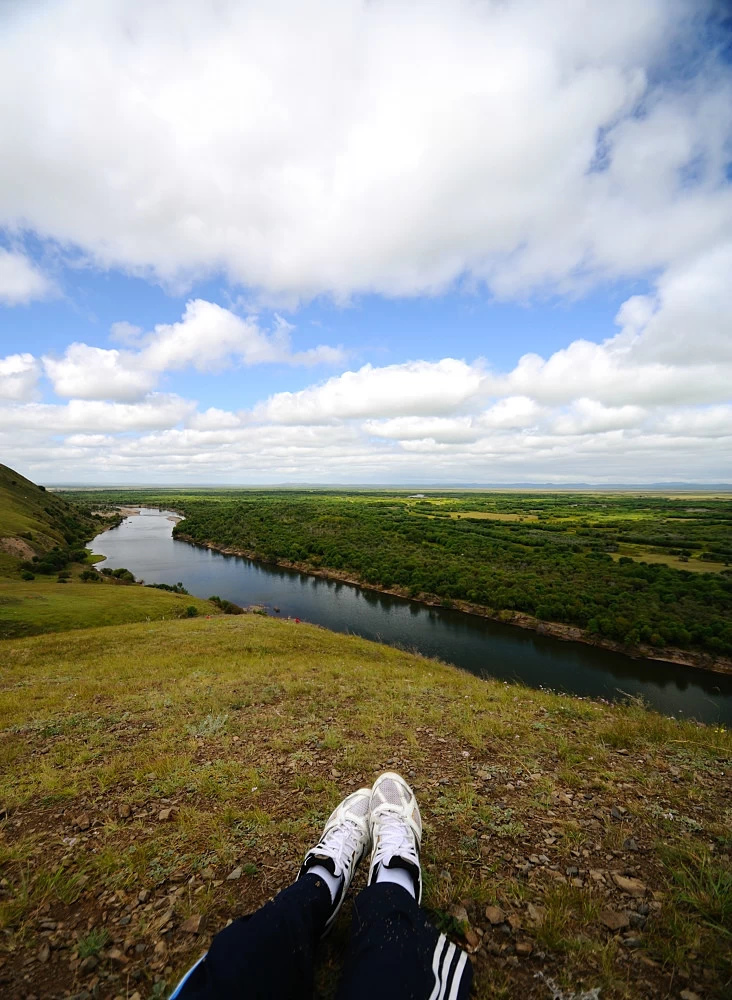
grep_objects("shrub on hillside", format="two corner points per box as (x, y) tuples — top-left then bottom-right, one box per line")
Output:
(208, 595), (244, 615)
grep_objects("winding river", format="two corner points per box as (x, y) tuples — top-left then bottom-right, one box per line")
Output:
(91, 509), (732, 725)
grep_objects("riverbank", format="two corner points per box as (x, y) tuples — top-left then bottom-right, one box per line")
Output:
(2, 616), (731, 1000)
(175, 532), (732, 677)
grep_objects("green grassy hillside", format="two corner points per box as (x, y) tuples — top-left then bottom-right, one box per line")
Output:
(0, 465), (221, 636)
(1, 616), (729, 1000)
(0, 579), (214, 639)
(0, 464), (101, 576)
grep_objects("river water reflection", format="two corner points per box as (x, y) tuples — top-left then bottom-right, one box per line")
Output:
(91, 509), (732, 725)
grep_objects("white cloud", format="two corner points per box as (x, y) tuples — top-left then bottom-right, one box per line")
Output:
(0, 249), (54, 305)
(141, 301), (343, 372)
(257, 359), (486, 424)
(109, 321), (143, 345)
(0, 352), (40, 401)
(42, 299), (344, 401)
(0, 0), (729, 303)
(0, 393), (193, 433)
(364, 416), (479, 444)
(43, 343), (156, 402)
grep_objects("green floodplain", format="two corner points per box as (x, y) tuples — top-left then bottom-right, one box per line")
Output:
(60, 486), (732, 666)
(1, 465), (731, 999)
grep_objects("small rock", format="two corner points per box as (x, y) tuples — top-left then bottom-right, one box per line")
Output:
(515, 939), (533, 956)
(158, 808), (174, 822)
(38, 943), (50, 964)
(448, 903), (470, 925)
(566, 866), (579, 877)
(629, 912), (647, 929)
(79, 955), (99, 972)
(679, 992), (701, 1000)
(463, 927), (480, 952)
(507, 914), (522, 931)
(623, 936), (642, 948)
(201, 866), (216, 879)
(118, 804), (132, 819)
(526, 903), (545, 926)
(600, 909), (630, 931)
(180, 914), (204, 934)
(623, 837), (639, 852)
(107, 947), (126, 964)
(571, 878), (584, 888)
(637, 902), (650, 916)
(227, 866), (243, 880)
(484, 905), (506, 925)
(610, 806), (623, 821)
(137, 889), (150, 904)
(612, 874), (647, 897)
(76, 813), (91, 831)
(153, 940), (167, 957)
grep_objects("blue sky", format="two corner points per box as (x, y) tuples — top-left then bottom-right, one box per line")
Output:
(4, 265), (648, 412)
(0, 0), (730, 484)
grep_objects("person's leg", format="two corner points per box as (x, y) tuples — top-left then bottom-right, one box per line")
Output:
(170, 874), (331, 1000)
(170, 787), (372, 1000)
(336, 773), (472, 1000)
(337, 883), (471, 1000)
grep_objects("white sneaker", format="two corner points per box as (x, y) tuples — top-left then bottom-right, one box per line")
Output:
(368, 772), (423, 903)
(299, 788), (372, 932)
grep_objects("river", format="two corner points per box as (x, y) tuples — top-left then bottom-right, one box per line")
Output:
(90, 508), (732, 725)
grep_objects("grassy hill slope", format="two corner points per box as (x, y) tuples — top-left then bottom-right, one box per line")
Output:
(0, 579), (214, 639)
(0, 464), (100, 576)
(0, 464), (218, 635)
(1, 616), (729, 1000)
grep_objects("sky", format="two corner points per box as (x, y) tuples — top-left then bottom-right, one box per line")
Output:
(0, 0), (731, 485)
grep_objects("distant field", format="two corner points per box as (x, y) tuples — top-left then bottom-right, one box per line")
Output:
(449, 511), (539, 522)
(610, 550), (726, 574)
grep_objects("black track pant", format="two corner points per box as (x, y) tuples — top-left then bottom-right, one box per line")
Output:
(170, 877), (472, 1000)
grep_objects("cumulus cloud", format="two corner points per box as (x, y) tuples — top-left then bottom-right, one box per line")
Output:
(0, 352), (40, 401)
(257, 359), (486, 424)
(0, 393), (194, 434)
(42, 299), (344, 401)
(43, 344), (157, 401)
(0, 249), (54, 305)
(0, 0), (729, 302)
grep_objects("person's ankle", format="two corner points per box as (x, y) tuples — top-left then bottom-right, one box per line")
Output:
(304, 863), (344, 903)
(374, 861), (416, 898)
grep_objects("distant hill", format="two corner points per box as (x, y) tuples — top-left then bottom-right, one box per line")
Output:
(0, 463), (100, 574)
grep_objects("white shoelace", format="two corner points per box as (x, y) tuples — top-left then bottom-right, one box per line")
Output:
(315, 819), (362, 877)
(372, 812), (419, 870)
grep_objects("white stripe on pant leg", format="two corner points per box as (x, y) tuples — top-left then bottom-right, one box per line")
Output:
(169, 953), (206, 999)
(446, 950), (468, 1000)
(436, 943), (456, 1000)
(427, 935), (449, 1000)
